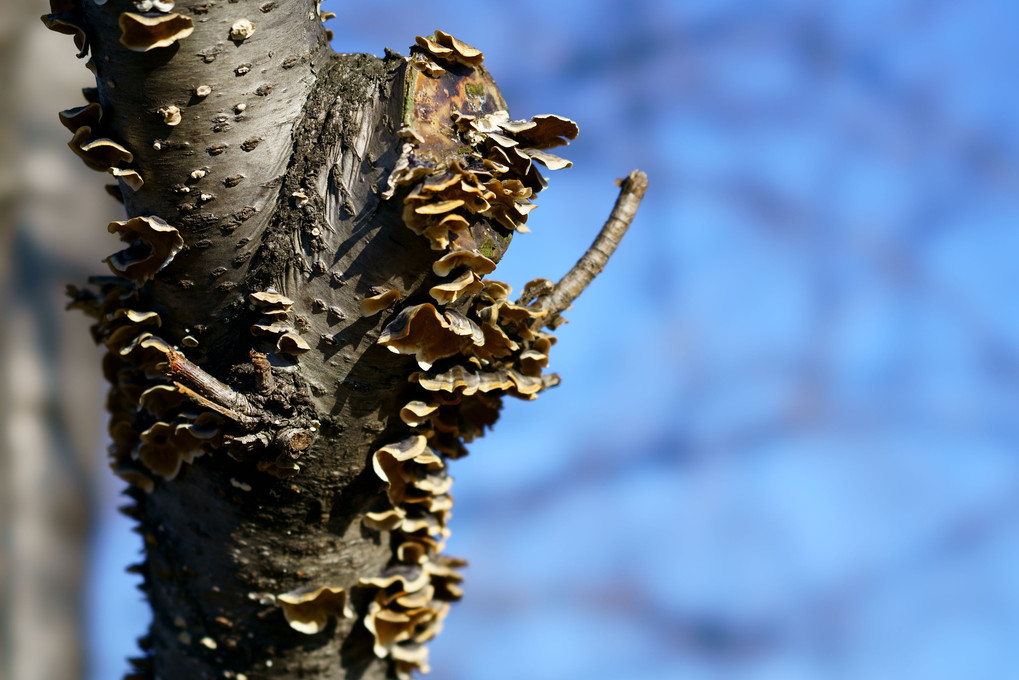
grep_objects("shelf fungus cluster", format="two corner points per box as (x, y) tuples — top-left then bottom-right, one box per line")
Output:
(69, 275), (205, 493)
(70, 279), (324, 494)
(43, 0), (164, 196)
(359, 273), (560, 672)
(249, 290), (312, 357)
(343, 32), (575, 677)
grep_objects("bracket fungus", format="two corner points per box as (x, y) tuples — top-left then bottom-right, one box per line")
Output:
(58, 102), (102, 133)
(378, 303), (484, 370)
(360, 289), (402, 317)
(106, 216), (184, 282)
(139, 384), (187, 418)
(135, 417), (219, 481)
(102, 308), (161, 350)
(277, 586), (352, 635)
(110, 167), (145, 191)
(249, 290), (294, 316)
(276, 332), (311, 355)
(372, 436), (447, 506)
(429, 269), (484, 305)
(118, 12), (194, 51)
(69, 127), (134, 172)
(432, 250), (497, 277)
(415, 30), (484, 68)
(40, 9), (88, 57)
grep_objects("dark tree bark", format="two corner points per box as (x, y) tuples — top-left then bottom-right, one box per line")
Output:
(44, 1), (645, 678)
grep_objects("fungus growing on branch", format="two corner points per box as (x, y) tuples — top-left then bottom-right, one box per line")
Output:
(277, 586), (352, 635)
(106, 216), (184, 283)
(378, 303), (483, 369)
(69, 127), (133, 172)
(135, 417), (219, 481)
(118, 12), (194, 51)
(361, 289), (402, 317)
(58, 102), (102, 133)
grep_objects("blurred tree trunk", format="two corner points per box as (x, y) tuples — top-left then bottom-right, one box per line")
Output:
(1, 3), (118, 680)
(43, 1), (644, 679)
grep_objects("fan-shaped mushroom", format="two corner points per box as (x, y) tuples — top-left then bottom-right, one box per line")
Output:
(360, 289), (401, 317)
(378, 304), (472, 370)
(69, 127), (134, 172)
(106, 215), (184, 282)
(118, 12), (194, 51)
(58, 102), (102, 133)
(277, 586), (352, 635)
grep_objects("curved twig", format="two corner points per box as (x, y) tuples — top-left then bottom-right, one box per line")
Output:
(535, 169), (648, 328)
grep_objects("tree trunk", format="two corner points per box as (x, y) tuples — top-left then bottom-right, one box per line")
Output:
(44, 1), (645, 678)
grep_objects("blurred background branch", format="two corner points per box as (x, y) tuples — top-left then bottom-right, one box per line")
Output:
(1, 3), (120, 679)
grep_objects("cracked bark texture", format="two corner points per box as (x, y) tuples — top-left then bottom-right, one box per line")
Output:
(46, 1), (644, 678)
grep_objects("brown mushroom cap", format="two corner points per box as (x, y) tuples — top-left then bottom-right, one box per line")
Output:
(363, 506), (408, 533)
(424, 555), (467, 601)
(106, 215), (184, 282)
(276, 332), (311, 355)
(102, 308), (161, 350)
(412, 363), (553, 400)
(40, 12), (88, 55)
(364, 601), (418, 658)
(109, 167), (144, 191)
(372, 436), (446, 505)
(399, 400), (439, 428)
(277, 586), (352, 635)
(378, 303), (479, 370)
(429, 269), (483, 306)
(359, 565), (431, 595)
(473, 321), (518, 360)
(516, 114), (580, 149)
(521, 148), (572, 170)
(480, 279), (512, 301)
(135, 420), (215, 481)
(396, 540), (430, 565)
(58, 102), (102, 133)
(118, 12), (195, 52)
(391, 643), (432, 678)
(249, 291), (293, 306)
(250, 321), (291, 337)
(118, 332), (173, 373)
(248, 290), (294, 316)
(360, 289), (402, 317)
(69, 127), (134, 172)
(229, 19), (255, 42)
(139, 384), (186, 418)
(414, 30), (483, 68)
(442, 310), (484, 346)
(157, 105), (181, 126)
(412, 365), (514, 396)
(518, 349), (550, 376)
(432, 250), (497, 277)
